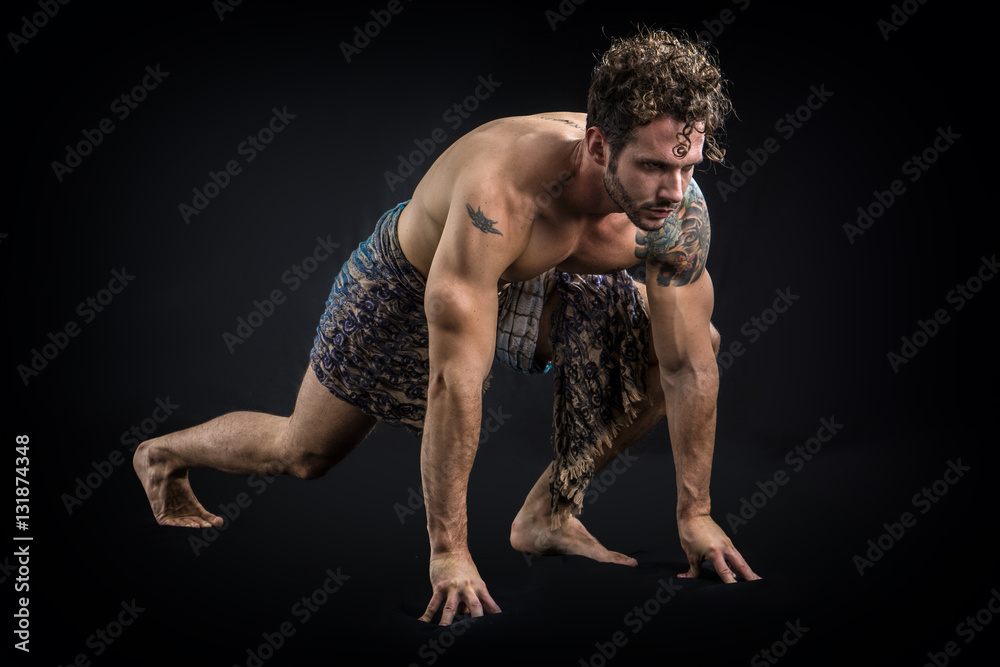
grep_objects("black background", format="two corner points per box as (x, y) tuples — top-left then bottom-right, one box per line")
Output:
(5, 1), (997, 665)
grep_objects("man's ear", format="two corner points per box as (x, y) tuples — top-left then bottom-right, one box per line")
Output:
(585, 126), (611, 167)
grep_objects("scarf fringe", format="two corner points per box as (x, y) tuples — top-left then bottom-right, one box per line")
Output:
(547, 271), (651, 531)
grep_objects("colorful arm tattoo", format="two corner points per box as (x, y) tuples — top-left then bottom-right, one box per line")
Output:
(633, 180), (711, 287)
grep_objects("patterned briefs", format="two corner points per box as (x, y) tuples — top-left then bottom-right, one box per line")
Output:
(310, 201), (651, 522)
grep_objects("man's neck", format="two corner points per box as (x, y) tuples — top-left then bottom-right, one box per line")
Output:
(562, 139), (620, 222)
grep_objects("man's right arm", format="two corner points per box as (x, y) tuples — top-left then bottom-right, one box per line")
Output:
(418, 186), (530, 625)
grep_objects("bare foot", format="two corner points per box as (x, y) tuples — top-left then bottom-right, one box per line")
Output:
(510, 503), (637, 566)
(133, 440), (223, 528)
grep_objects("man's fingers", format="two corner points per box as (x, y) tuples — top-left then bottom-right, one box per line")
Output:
(726, 548), (761, 581)
(439, 590), (462, 626)
(679, 558), (701, 579)
(420, 590), (445, 623)
(711, 552), (738, 584)
(477, 586), (502, 615)
(465, 591), (485, 618)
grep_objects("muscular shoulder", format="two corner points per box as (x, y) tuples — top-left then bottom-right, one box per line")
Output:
(634, 179), (711, 287)
(444, 113), (582, 188)
(406, 114), (585, 264)
(425, 114), (583, 223)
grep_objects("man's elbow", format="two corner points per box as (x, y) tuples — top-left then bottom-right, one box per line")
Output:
(658, 356), (719, 394)
(427, 368), (486, 402)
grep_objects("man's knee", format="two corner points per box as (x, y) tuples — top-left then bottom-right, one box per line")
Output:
(276, 431), (337, 481)
(285, 450), (335, 480)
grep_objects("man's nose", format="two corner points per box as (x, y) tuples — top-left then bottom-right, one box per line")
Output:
(657, 172), (684, 203)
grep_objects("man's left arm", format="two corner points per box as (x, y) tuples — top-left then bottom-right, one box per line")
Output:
(636, 180), (760, 583)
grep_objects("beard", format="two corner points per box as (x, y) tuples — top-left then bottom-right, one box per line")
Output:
(604, 159), (675, 232)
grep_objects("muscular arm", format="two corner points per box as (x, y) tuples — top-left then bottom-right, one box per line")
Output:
(419, 188), (529, 623)
(637, 180), (759, 582)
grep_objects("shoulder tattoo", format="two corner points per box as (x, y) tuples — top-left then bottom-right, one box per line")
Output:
(540, 116), (584, 131)
(466, 203), (503, 236)
(633, 181), (711, 287)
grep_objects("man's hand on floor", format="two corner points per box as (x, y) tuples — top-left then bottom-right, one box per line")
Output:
(677, 514), (761, 583)
(419, 550), (501, 625)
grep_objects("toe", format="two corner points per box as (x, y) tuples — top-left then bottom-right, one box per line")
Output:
(611, 552), (638, 567)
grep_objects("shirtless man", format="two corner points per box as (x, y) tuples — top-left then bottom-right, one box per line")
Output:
(134, 29), (760, 627)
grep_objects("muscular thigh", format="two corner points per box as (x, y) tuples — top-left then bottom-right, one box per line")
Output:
(281, 367), (378, 461)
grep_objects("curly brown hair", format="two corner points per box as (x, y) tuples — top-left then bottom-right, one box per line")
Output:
(587, 28), (731, 163)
